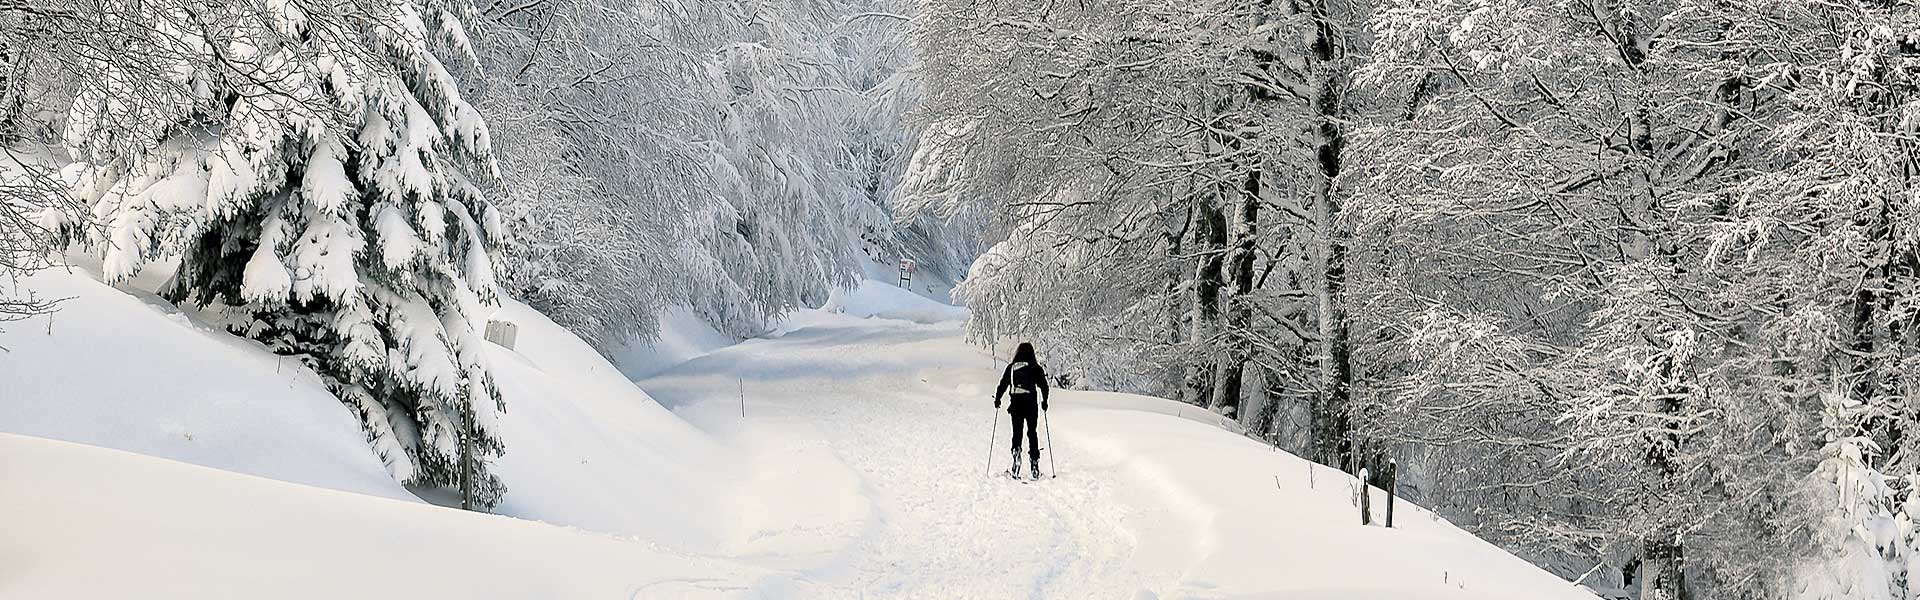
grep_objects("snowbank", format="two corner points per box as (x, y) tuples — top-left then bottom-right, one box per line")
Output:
(818, 279), (968, 325)
(0, 267), (410, 500)
(610, 305), (741, 380)
(0, 433), (775, 599)
(1053, 399), (1593, 599)
(0, 265), (742, 548)
(483, 299), (738, 546)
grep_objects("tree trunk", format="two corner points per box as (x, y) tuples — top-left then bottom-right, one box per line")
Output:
(1210, 167), (1260, 417)
(1185, 194), (1227, 407)
(0, 42), (18, 145)
(459, 411), (475, 511)
(1639, 537), (1689, 600)
(1164, 201), (1192, 394)
(1306, 2), (1353, 468)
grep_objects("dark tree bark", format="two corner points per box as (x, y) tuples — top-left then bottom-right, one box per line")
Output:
(1185, 193), (1227, 407)
(1304, 0), (1353, 469)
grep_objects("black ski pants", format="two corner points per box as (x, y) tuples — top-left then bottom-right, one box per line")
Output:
(1009, 403), (1040, 461)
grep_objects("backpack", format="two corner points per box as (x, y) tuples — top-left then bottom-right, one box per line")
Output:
(1010, 362), (1037, 394)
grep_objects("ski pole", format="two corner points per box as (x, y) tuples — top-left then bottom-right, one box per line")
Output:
(986, 402), (999, 477)
(1043, 404), (1057, 478)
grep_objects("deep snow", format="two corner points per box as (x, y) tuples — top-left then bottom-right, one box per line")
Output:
(0, 264), (739, 546)
(0, 432), (773, 599)
(1, 269), (1598, 599)
(642, 307), (1599, 599)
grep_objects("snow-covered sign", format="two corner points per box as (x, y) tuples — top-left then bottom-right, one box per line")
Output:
(484, 320), (519, 350)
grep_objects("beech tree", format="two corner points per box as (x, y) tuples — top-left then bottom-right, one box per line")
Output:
(916, 0), (1367, 468)
(1356, 0), (1920, 595)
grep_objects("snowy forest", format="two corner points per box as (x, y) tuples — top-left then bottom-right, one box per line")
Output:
(2, 0), (1918, 598)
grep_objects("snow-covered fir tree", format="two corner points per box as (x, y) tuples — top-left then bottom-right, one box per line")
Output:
(50, 0), (510, 509)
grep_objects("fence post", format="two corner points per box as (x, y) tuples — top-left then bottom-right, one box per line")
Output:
(1385, 459), (1397, 528)
(1359, 466), (1371, 525)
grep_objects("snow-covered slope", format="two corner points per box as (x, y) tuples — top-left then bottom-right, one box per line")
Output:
(0, 266), (410, 500)
(0, 266), (741, 548)
(0, 432), (773, 599)
(610, 305), (742, 380)
(480, 299), (738, 545)
(817, 278), (967, 325)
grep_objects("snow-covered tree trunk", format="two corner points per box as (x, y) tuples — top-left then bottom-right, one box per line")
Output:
(1210, 168), (1259, 418)
(1302, 0), (1356, 467)
(1186, 193), (1227, 407)
(1639, 537), (1689, 600)
(0, 41), (20, 145)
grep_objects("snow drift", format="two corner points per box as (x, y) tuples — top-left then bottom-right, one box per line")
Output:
(0, 265), (740, 548)
(0, 432), (775, 599)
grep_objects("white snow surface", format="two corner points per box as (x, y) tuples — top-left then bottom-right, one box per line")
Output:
(2, 273), (1596, 599)
(0, 265), (412, 501)
(641, 298), (1599, 599)
(0, 265), (734, 544)
(0, 432), (772, 599)
(611, 304), (742, 380)
(817, 277), (967, 325)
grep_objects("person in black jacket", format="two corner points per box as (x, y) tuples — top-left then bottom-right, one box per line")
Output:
(994, 342), (1050, 478)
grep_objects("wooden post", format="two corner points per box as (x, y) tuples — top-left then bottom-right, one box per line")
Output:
(1358, 466), (1371, 525)
(1385, 459), (1397, 528)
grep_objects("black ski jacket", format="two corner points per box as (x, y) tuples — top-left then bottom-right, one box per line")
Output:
(995, 360), (1050, 413)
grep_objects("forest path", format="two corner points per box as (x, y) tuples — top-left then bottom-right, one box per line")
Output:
(639, 312), (1184, 598)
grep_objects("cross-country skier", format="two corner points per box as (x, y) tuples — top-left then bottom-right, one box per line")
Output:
(994, 342), (1050, 479)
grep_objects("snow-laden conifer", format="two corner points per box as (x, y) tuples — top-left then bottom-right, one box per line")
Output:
(53, 0), (509, 508)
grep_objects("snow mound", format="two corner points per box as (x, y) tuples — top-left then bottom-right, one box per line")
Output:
(0, 433), (775, 599)
(820, 279), (968, 324)
(482, 299), (740, 546)
(0, 267), (410, 500)
(0, 265), (741, 548)
(610, 305), (741, 380)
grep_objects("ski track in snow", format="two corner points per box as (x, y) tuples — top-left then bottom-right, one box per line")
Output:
(641, 318), (1169, 598)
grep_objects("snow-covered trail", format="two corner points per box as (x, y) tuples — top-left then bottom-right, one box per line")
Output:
(639, 310), (1598, 599)
(641, 314), (1162, 597)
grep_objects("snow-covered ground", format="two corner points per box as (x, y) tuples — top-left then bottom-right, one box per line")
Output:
(0, 432), (773, 598)
(1, 269), (1596, 599)
(0, 265), (412, 500)
(611, 305), (742, 380)
(642, 305), (1598, 599)
(0, 265), (742, 546)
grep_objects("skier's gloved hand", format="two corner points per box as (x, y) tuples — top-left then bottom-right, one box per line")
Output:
(1042, 400), (1049, 411)
(994, 398), (1001, 409)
